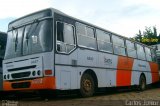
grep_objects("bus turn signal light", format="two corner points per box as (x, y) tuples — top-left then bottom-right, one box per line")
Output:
(44, 70), (52, 75)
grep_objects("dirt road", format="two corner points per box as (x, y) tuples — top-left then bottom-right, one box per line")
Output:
(1, 87), (160, 106)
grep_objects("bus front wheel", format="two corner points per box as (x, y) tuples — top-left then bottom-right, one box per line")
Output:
(80, 73), (95, 97)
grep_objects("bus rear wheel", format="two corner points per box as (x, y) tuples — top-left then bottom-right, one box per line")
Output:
(80, 73), (95, 97)
(139, 75), (146, 91)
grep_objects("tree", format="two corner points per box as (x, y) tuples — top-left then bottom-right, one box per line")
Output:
(132, 26), (160, 46)
(134, 30), (142, 42)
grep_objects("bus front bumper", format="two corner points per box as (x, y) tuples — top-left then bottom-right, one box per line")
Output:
(3, 76), (56, 91)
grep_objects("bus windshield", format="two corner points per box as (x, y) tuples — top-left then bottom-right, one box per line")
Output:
(5, 19), (52, 59)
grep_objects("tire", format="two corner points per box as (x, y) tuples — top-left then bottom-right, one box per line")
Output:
(139, 75), (146, 91)
(80, 73), (95, 97)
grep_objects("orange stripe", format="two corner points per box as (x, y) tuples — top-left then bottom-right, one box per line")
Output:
(149, 62), (159, 83)
(116, 56), (134, 86)
(3, 76), (56, 91)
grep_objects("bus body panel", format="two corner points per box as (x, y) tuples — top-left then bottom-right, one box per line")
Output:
(132, 59), (151, 85)
(3, 52), (55, 91)
(55, 48), (119, 89)
(3, 55), (43, 80)
(55, 48), (159, 89)
(149, 62), (159, 83)
(77, 48), (118, 87)
(55, 65), (78, 90)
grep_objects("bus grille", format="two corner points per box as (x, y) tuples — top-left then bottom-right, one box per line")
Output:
(11, 72), (31, 79)
(12, 82), (31, 89)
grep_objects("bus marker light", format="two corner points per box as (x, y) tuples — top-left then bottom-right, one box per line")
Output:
(44, 70), (52, 75)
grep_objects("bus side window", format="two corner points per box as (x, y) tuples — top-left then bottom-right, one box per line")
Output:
(57, 22), (64, 42)
(96, 29), (113, 53)
(76, 22), (96, 49)
(136, 44), (146, 60)
(151, 49), (156, 62)
(56, 22), (75, 53)
(126, 40), (137, 58)
(112, 35), (126, 56)
(145, 47), (152, 61)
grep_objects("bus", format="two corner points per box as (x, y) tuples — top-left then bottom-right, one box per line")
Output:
(0, 32), (7, 91)
(3, 8), (159, 97)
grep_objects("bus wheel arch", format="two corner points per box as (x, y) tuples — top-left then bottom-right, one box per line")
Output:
(80, 69), (98, 97)
(139, 73), (146, 91)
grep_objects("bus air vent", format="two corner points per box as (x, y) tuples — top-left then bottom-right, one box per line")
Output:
(8, 65), (36, 72)
(11, 72), (31, 79)
(12, 82), (31, 89)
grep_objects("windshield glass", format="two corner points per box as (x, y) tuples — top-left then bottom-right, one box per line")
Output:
(5, 19), (52, 59)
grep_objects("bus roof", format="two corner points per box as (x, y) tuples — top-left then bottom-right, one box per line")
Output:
(8, 8), (153, 49)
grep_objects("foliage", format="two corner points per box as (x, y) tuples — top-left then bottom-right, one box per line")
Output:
(132, 26), (160, 46)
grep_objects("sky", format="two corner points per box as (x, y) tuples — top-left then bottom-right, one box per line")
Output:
(0, 0), (160, 38)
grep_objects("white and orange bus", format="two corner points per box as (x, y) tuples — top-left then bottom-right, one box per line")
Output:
(3, 8), (159, 97)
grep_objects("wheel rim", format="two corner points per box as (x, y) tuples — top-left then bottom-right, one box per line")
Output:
(142, 82), (144, 89)
(83, 79), (92, 92)
(141, 78), (146, 90)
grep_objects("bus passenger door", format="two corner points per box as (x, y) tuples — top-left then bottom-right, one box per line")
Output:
(55, 21), (78, 90)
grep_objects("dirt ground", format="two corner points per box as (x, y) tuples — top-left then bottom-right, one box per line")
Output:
(1, 87), (160, 106)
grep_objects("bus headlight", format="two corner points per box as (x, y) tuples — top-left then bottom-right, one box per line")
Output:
(7, 74), (10, 79)
(4, 75), (6, 79)
(37, 70), (41, 76)
(32, 71), (36, 76)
